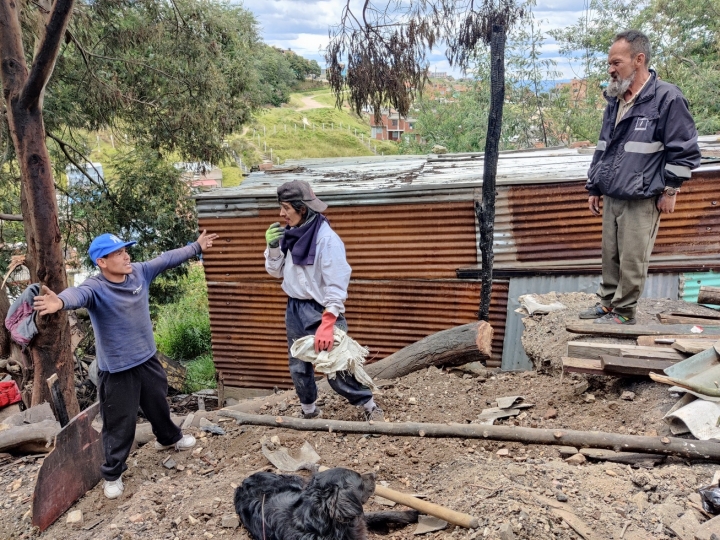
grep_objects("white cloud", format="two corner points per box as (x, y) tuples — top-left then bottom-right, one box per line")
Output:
(238, 0), (589, 78)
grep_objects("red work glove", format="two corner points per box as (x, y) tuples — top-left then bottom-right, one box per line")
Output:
(314, 311), (337, 353)
(0, 381), (21, 408)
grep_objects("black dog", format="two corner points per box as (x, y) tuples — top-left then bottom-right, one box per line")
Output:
(234, 467), (419, 540)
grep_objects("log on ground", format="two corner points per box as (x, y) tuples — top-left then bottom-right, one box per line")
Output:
(566, 323), (720, 337)
(364, 321), (493, 380)
(0, 419), (59, 453)
(218, 411), (720, 461)
(698, 286), (720, 306)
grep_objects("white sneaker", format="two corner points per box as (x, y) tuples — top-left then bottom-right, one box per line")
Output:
(103, 477), (124, 499)
(154, 434), (196, 451)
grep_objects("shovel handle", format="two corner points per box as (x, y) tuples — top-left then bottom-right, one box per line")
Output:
(318, 466), (478, 528)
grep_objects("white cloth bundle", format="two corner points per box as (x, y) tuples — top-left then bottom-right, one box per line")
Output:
(290, 328), (378, 391)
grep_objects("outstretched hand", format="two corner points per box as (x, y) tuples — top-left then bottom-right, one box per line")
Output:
(33, 285), (64, 316)
(197, 229), (219, 252)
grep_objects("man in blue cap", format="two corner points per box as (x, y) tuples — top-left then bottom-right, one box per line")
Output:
(34, 230), (217, 499)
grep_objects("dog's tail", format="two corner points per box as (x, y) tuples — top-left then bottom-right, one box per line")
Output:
(364, 510), (420, 531)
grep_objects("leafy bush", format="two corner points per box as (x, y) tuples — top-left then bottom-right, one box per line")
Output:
(154, 263), (212, 362)
(183, 353), (217, 393)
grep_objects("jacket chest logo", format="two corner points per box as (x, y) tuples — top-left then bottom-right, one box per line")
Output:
(133, 285), (142, 295)
(635, 118), (649, 131)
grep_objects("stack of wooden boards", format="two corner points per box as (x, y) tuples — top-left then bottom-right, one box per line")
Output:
(562, 310), (720, 377)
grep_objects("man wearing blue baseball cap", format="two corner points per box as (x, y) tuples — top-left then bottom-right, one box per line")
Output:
(34, 229), (218, 499)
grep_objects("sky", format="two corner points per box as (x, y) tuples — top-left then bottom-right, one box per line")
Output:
(238, 0), (592, 81)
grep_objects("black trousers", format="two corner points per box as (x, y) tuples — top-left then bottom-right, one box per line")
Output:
(98, 354), (182, 480)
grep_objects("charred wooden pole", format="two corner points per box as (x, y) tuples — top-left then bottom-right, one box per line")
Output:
(698, 286), (720, 306)
(0, 0), (80, 415)
(476, 24), (506, 322)
(220, 411), (720, 462)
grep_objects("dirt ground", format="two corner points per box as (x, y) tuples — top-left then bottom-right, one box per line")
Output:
(2, 292), (720, 540)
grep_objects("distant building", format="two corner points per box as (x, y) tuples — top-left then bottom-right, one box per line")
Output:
(66, 162), (104, 188)
(369, 109), (418, 142)
(174, 162), (223, 189)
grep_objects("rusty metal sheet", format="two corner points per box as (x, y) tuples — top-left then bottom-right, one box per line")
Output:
(32, 402), (103, 531)
(208, 280), (507, 388)
(497, 172), (720, 267)
(199, 201), (478, 281)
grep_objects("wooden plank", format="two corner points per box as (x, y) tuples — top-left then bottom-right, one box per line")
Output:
(566, 323), (720, 337)
(562, 357), (605, 375)
(637, 335), (720, 347)
(600, 355), (678, 376)
(672, 339), (718, 354)
(668, 311), (720, 321)
(657, 314), (720, 325)
(567, 341), (685, 361)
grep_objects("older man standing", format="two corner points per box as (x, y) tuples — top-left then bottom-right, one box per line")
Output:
(580, 30), (701, 325)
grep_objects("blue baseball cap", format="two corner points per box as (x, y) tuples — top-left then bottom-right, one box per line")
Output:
(88, 234), (137, 265)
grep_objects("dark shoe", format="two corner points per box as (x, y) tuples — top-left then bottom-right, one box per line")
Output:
(593, 312), (636, 325)
(364, 407), (385, 422)
(579, 303), (611, 319)
(302, 407), (322, 419)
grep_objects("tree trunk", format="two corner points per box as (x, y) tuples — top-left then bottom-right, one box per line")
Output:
(221, 411), (720, 462)
(698, 286), (720, 305)
(365, 322), (493, 380)
(477, 24), (506, 322)
(0, 0), (80, 416)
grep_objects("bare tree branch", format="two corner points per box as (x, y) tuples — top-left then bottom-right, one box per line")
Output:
(0, 213), (23, 221)
(20, 0), (76, 109)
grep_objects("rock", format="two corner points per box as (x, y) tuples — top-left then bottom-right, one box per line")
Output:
(565, 453), (586, 465)
(694, 514), (720, 540)
(669, 511), (700, 540)
(544, 408), (557, 420)
(496, 448), (510, 457)
(129, 513), (144, 523)
(584, 394), (596, 403)
(188, 515), (199, 525)
(621, 391), (636, 401)
(66, 510), (83, 526)
(556, 491), (568, 502)
(162, 457), (177, 469)
(632, 491), (649, 512)
(631, 472), (651, 487)
(558, 446), (579, 457)
(655, 502), (684, 527)
(408, 397), (417, 405)
(385, 445), (399, 457)
(573, 380), (589, 395)
(221, 514), (239, 528)
(498, 521), (515, 540)
(374, 495), (396, 507)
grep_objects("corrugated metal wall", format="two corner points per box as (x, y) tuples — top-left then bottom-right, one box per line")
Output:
(496, 172), (720, 267)
(199, 201), (508, 388)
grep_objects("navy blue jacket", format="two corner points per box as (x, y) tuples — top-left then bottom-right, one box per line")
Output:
(586, 71), (701, 199)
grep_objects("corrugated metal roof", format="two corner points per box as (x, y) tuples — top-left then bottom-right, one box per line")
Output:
(208, 279), (507, 388)
(195, 137), (720, 209)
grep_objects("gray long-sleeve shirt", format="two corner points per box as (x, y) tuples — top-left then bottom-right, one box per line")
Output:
(59, 243), (201, 373)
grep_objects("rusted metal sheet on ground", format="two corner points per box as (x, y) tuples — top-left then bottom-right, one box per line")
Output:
(32, 402), (102, 531)
(199, 201), (477, 281)
(495, 171), (720, 268)
(208, 280), (507, 388)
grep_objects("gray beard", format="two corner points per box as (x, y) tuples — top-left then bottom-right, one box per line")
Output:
(606, 70), (636, 98)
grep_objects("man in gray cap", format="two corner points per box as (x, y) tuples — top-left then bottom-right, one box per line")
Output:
(264, 180), (384, 422)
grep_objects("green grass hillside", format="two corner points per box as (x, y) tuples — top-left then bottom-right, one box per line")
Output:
(231, 90), (399, 174)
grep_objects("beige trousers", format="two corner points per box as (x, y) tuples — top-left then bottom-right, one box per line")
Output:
(597, 195), (661, 319)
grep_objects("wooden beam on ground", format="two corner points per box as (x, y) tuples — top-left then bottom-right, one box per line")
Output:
(218, 411), (720, 461)
(600, 355), (678, 376)
(657, 313), (720, 325)
(567, 341), (685, 361)
(562, 357), (605, 375)
(636, 335), (720, 347)
(566, 323), (720, 337)
(698, 286), (720, 305)
(672, 339), (719, 355)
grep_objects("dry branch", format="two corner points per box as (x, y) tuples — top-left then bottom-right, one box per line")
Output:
(219, 411), (720, 461)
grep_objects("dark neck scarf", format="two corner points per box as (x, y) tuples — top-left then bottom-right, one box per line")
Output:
(280, 214), (327, 265)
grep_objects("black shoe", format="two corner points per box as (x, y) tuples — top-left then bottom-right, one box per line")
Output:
(593, 312), (636, 325)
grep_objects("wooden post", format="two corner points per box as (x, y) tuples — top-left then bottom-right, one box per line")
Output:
(698, 286), (720, 305)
